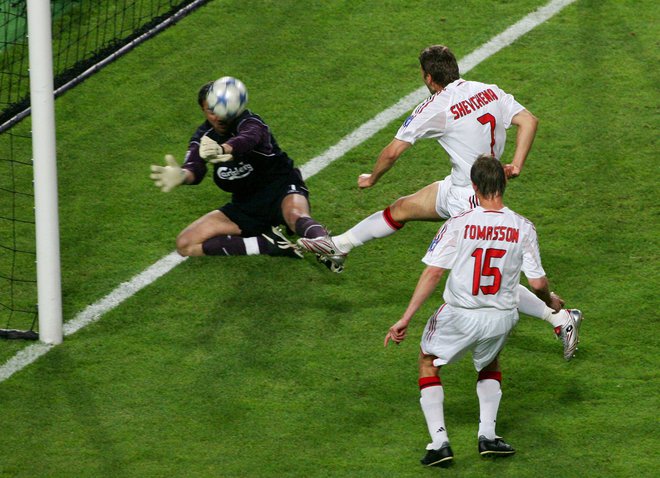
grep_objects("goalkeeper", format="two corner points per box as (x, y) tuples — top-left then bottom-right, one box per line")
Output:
(150, 80), (330, 260)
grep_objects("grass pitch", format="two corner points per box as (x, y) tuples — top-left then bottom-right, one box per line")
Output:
(1, 1), (658, 477)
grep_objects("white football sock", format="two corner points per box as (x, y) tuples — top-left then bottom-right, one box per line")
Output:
(332, 230), (362, 254)
(477, 379), (502, 440)
(420, 385), (448, 448)
(517, 284), (561, 324)
(244, 237), (260, 256)
(332, 210), (398, 253)
(549, 309), (570, 328)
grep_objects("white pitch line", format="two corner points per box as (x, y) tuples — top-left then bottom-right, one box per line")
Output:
(0, 0), (576, 384)
(0, 252), (186, 382)
(300, 0), (577, 180)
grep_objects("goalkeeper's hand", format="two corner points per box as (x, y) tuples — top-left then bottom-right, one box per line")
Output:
(200, 135), (233, 163)
(150, 154), (186, 192)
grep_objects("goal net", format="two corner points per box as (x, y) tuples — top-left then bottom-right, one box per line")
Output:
(0, 0), (208, 340)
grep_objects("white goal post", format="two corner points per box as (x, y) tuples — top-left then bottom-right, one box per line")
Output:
(27, 0), (63, 345)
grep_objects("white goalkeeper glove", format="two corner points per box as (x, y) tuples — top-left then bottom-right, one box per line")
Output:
(150, 154), (186, 192)
(199, 135), (233, 163)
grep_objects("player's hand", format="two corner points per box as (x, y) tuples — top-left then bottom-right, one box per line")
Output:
(150, 154), (186, 192)
(199, 135), (233, 163)
(384, 319), (409, 347)
(503, 163), (521, 179)
(549, 291), (565, 313)
(358, 173), (375, 189)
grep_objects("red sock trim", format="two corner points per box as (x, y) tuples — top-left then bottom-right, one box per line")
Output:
(478, 370), (502, 383)
(383, 207), (404, 230)
(419, 376), (442, 390)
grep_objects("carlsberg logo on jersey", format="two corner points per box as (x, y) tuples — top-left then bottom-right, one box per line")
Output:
(216, 163), (254, 180)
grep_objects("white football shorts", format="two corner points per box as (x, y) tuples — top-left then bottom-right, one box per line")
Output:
(434, 176), (477, 219)
(420, 304), (519, 371)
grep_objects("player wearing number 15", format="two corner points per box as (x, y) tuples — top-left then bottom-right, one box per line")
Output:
(384, 156), (559, 466)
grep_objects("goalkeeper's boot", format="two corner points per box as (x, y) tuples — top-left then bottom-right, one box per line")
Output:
(420, 442), (454, 467)
(297, 235), (346, 273)
(262, 226), (304, 259)
(478, 436), (516, 457)
(553, 309), (583, 361)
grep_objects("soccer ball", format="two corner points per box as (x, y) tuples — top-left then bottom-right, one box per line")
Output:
(206, 76), (248, 120)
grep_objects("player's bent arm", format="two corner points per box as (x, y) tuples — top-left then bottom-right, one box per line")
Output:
(360, 138), (411, 189)
(527, 276), (554, 307)
(507, 109), (538, 178)
(224, 118), (265, 154)
(385, 265), (445, 346)
(403, 265), (445, 321)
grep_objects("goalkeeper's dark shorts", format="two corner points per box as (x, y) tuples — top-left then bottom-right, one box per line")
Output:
(219, 168), (309, 237)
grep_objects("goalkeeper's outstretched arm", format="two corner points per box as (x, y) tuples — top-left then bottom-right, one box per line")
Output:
(150, 154), (193, 192)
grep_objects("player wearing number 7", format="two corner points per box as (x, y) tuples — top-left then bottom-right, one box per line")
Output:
(297, 45), (582, 360)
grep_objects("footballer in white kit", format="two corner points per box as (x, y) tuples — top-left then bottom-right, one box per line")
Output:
(396, 79), (525, 218)
(299, 44), (581, 365)
(420, 206), (544, 370)
(384, 155), (573, 466)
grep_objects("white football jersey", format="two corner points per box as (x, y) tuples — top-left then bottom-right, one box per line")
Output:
(423, 206), (545, 310)
(396, 79), (525, 187)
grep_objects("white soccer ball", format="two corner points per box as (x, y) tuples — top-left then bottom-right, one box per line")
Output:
(206, 76), (248, 120)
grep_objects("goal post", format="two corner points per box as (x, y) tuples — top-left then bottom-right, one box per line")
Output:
(27, 0), (63, 345)
(0, 1), (211, 342)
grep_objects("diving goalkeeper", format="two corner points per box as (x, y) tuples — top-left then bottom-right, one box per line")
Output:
(150, 79), (331, 259)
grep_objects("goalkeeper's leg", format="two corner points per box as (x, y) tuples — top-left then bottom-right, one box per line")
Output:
(176, 209), (242, 256)
(176, 210), (302, 258)
(201, 233), (300, 258)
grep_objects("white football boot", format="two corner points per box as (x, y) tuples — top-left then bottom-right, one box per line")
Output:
(554, 309), (583, 360)
(297, 235), (347, 273)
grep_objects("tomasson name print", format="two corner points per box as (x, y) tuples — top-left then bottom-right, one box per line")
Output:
(463, 224), (520, 243)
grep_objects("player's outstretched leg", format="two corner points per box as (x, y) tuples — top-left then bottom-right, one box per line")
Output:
(298, 207), (404, 273)
(296, 235), (346, 273)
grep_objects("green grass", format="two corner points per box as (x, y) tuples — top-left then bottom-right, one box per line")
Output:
(1, 0), (659, 477)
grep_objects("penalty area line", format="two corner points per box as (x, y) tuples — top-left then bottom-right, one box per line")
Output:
(0, 0), (576, 384)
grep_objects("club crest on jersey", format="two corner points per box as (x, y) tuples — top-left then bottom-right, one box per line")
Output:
(403, 94), (437, 129)
(428, 223), (448, 252)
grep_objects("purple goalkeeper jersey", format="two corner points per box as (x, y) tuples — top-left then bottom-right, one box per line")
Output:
(182, 110), (295, 198)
